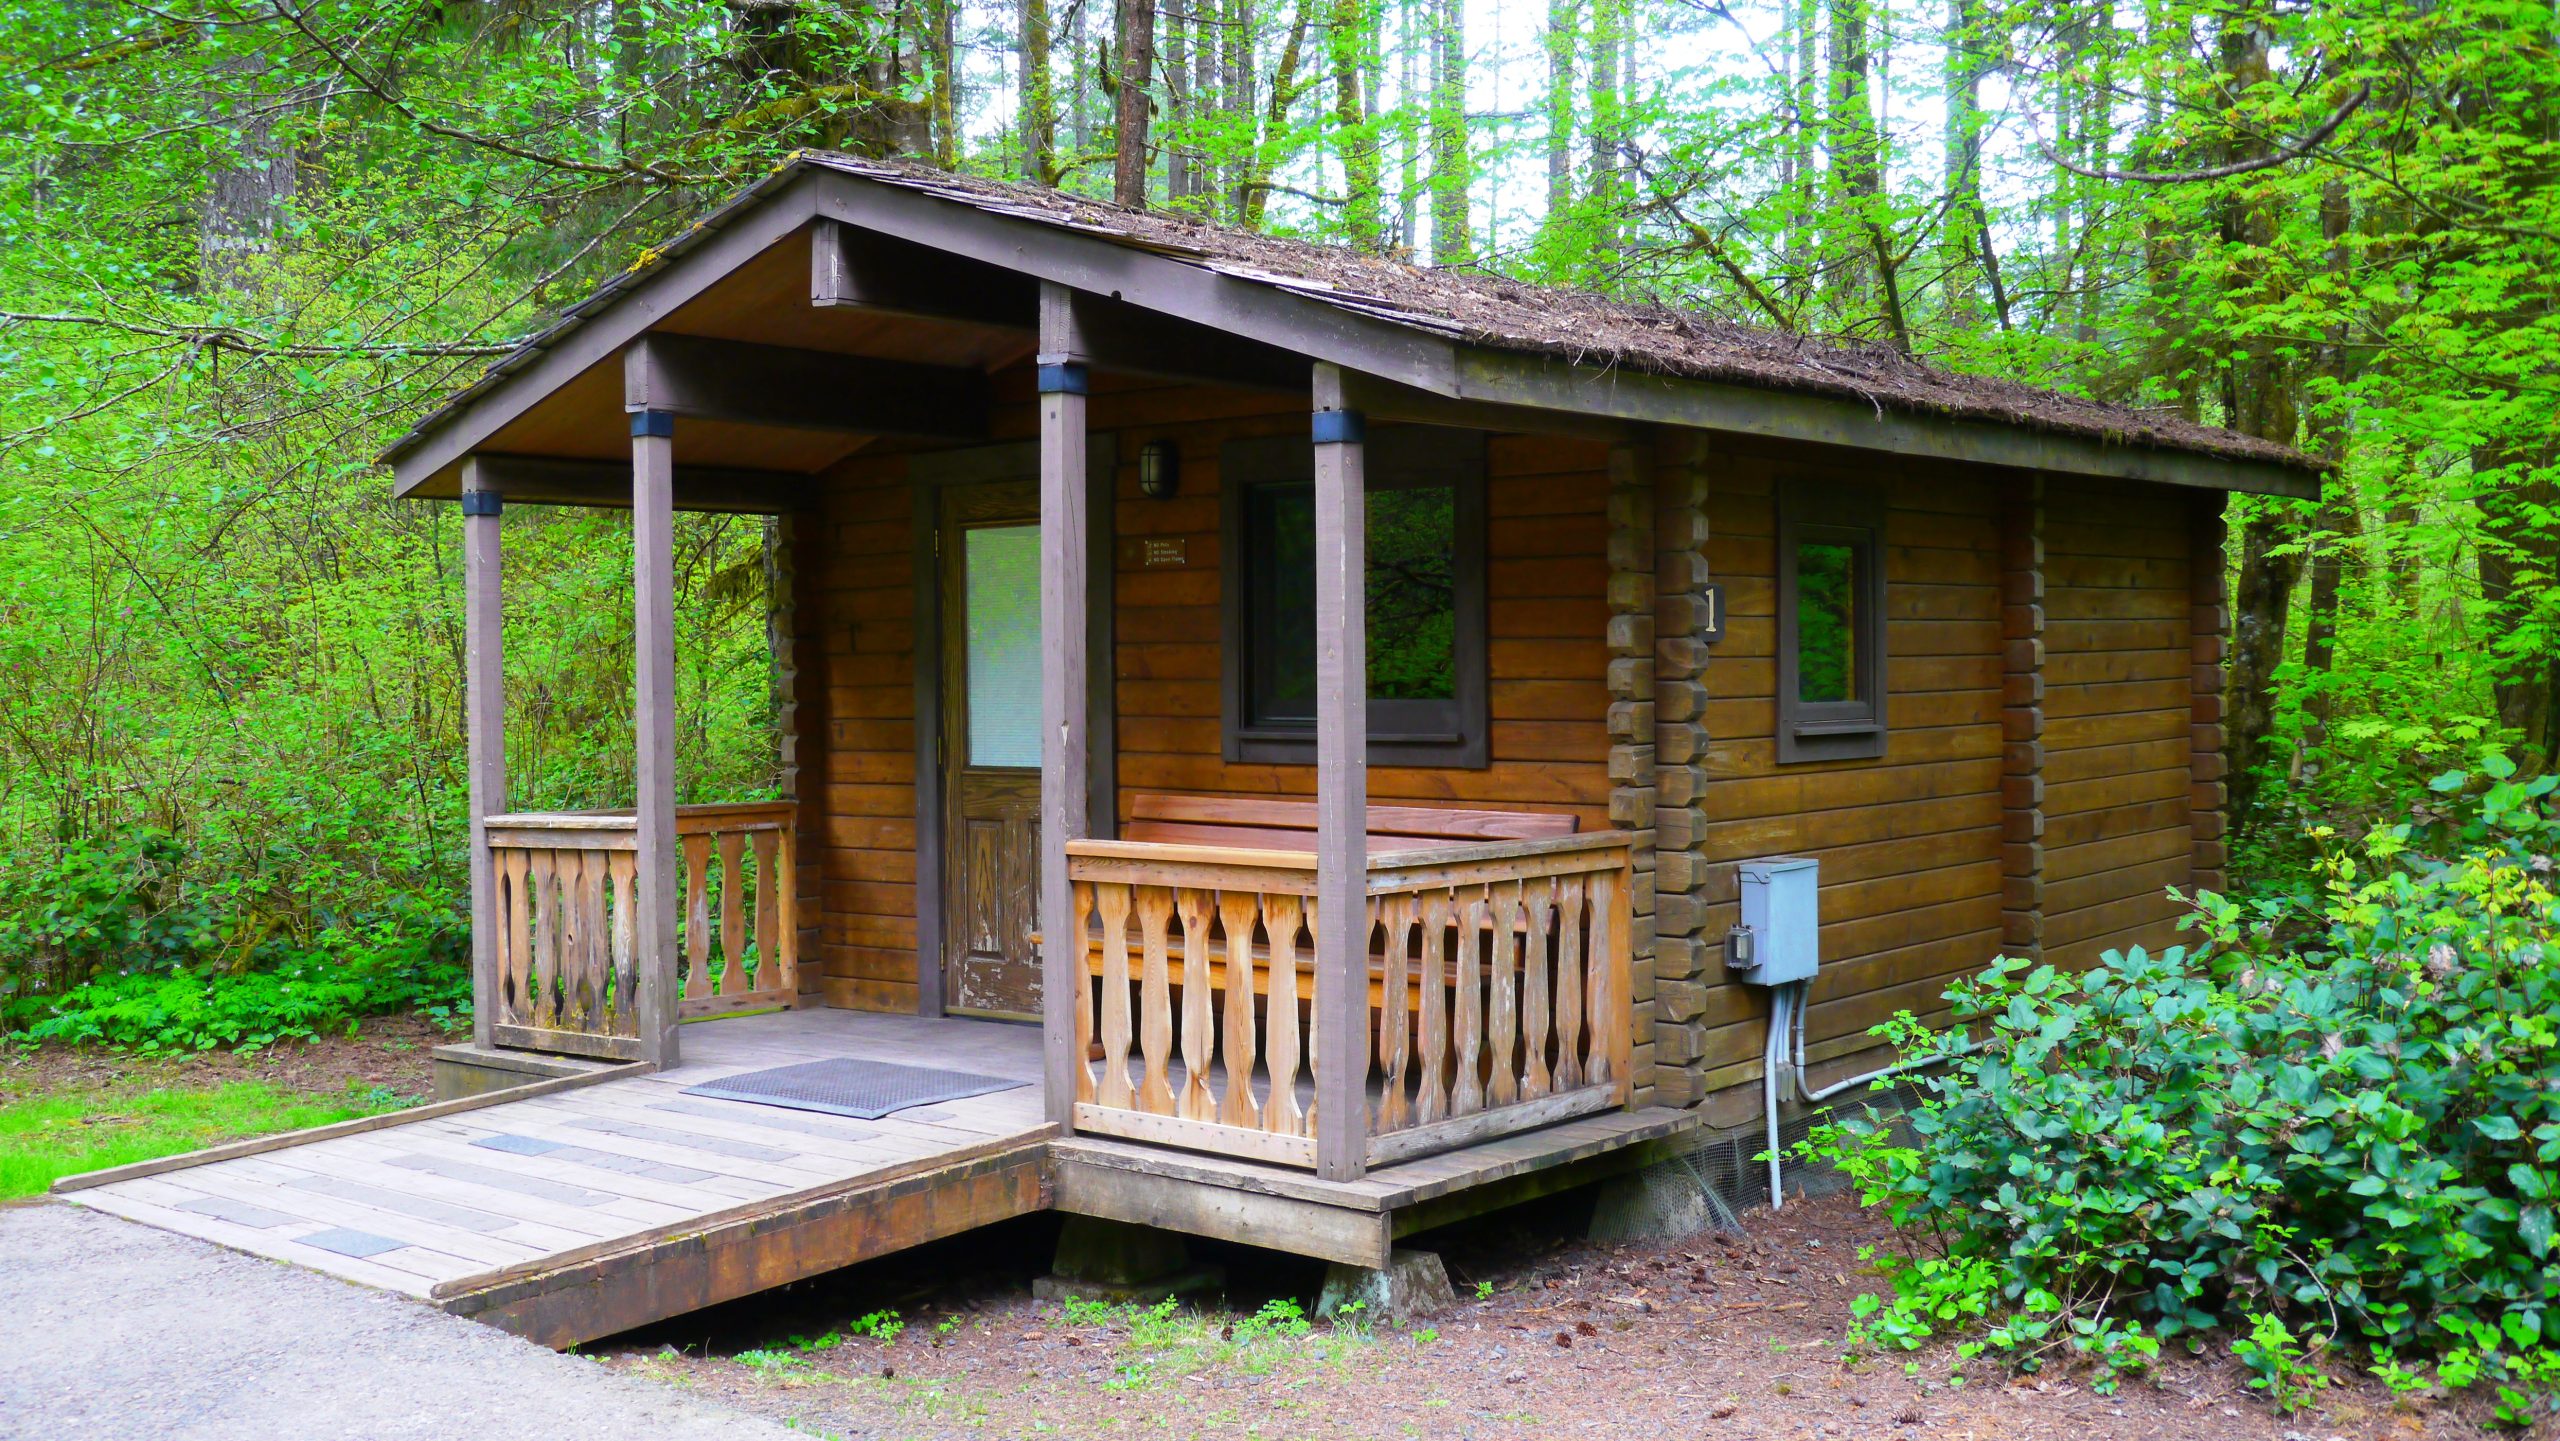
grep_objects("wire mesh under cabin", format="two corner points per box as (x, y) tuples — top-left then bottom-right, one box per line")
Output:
(57, 154), (2322, 1347)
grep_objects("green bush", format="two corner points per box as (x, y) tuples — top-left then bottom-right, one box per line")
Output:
(1807, 759), (2560, 1418)
(1, 826), (469, 1051)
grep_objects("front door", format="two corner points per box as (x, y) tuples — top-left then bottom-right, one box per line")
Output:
(940, 481), (1044, 1019)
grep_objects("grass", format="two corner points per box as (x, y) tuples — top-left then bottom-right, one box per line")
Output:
(0, 1077), (416, 1198)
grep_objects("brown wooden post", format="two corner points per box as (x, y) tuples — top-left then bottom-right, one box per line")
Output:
(2190, 492), (2231, 894)
(1311, 362), (1370, 1183)
(1037, 283), (1092, 1131)
(459, 458), (506, 1051)
(629, 402), (682, 1068)
(1648, 432), (1713, 1108)
(2000, 475), (2046, 960)
(1602, 439), (1658, 1109)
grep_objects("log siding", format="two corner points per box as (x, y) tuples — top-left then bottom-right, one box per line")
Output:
(787, 376), (2224, 1121)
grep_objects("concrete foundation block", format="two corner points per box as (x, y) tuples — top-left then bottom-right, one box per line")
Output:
(1586, 1161), (1722, 1243)
(1034, 1216), (1223, 1304)
(1315, 1248), (1458, 1326)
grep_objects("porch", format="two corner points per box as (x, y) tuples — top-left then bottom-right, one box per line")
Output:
(423, 237), (1662, 1190)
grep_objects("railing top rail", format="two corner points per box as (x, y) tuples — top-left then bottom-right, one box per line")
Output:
(485, 800), (794, 834)
(1064, 829), (1633, 882)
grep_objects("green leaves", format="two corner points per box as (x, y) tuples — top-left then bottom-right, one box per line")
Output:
(1804, 802), (2560, 1404)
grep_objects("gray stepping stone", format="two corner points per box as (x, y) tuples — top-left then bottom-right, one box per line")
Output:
(384, 1154), (617, 1208)
(564, 1117), (799, 1163)
(297, 1227), (405, 1258)
(285, 1175), (516, 1233)
(176, 1197), (301, 1229)
(472, 1133), (716, 1185)
(649, 1098), (877, 1140)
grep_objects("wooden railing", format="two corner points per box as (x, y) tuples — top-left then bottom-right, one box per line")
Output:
(1061, 833), (1634, 1170)
(482, 801), (800, 1060)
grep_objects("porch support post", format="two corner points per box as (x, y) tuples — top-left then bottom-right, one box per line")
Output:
(629, 405), (683, 1068)
(1311, 363), (1370, 1183)
(459, 459), (506, 1051)
(1038, 284), (1092, 1131)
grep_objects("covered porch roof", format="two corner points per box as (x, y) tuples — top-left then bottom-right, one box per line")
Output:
(382, 153), (2321, 505)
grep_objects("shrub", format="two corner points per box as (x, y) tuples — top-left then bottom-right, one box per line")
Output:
(1, 827), (468, 1051)
(1806, 759), (2560, 1415)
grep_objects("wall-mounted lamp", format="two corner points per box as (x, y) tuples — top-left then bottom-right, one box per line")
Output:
(1137, 439), (1180, 500)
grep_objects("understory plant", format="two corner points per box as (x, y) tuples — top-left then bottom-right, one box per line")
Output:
(1805, 759), (2560, 1420)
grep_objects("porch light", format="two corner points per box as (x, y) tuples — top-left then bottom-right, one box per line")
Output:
(1138, 439), (1180, 499)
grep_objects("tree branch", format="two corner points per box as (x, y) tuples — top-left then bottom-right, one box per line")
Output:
(2037, 84), (2371, 185)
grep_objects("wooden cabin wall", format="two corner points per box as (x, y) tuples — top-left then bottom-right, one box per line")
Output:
(800, 448), (925, 1013)
(2040, 476), (2199, 969)
(792, 370), (1620, 1014)
(1673, 440), (2012, 1125)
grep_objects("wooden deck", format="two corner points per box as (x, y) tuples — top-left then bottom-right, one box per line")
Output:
(63, 1007), (1698, 1348)
(64, 1010), (1054, 1347)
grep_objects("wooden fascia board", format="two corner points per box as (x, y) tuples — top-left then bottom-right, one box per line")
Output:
(805, 171), (1465, 395)
(458, 454), (811, 512)
(388, 176), (830, 498)
(1448, 350), (2322, 498)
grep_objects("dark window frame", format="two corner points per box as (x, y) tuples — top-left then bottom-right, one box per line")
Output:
(1219, 426), (1489, 768)
(1775, 476), (1890, 763)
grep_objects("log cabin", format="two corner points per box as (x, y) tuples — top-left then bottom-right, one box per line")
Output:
(59, 155), (2319, 1346)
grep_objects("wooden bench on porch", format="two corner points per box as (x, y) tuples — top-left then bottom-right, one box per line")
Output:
(1063, 793), (1636, 1172)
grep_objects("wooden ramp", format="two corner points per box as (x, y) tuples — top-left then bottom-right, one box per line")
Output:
(63, 1011), (1054, 1348)
(65, 1007), (1700, 1350)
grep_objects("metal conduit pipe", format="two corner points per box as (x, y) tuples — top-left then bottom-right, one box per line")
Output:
(1766, 979), (1970, 1211)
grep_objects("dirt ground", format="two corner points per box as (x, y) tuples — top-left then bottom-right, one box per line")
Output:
(0, 1014), (446, 1103)
(597, 1189), (2498, 1441)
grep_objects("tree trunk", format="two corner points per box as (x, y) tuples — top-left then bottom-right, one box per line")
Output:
(1428, 0), (1469, 263)
(1397, 0), (1422, 252)
(1332, 0), (1381, 245)
(1824, 0), (1875, 320)
(1544, 0), (1578, 241)
(2477, 455), (2560, 762)
(199, 51), (299, 291)
(1587, 0), (1621, 271)
(2291, 179), (2360, 788)
(1022, 0), (1058, 181)
(1114, 0), (1160, 205)
(1240, 0), (1312, 229)
(1165, 1), (1192, 201)
(2215, 14), (2303, 829)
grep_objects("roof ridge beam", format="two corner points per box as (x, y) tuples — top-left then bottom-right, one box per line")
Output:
(623, 332), (989, 441)
(809, 216), (1038, 329)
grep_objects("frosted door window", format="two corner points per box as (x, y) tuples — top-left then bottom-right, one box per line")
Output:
(964, 524), (1043, 768)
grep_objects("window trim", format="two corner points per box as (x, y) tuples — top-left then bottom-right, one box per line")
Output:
(1219, 426), (1489, 768)
(1775, 476), (1890, 764)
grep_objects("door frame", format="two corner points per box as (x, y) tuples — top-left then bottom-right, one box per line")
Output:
(910, 436), (1117, 1019)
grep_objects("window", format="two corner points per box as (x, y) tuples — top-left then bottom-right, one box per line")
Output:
(1776, 477), (1889, 763)
(1221, 427), (1488, 767)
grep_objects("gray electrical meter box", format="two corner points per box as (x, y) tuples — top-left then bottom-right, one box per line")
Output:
(1727, 856), (1820, 985)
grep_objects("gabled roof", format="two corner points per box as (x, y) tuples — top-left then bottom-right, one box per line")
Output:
(383, 153), (2321, 497)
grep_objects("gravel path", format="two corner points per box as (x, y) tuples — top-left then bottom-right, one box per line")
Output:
(0, 1202), (795, 1441)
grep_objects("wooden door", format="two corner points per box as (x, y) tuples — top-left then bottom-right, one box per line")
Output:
(940, 481), (1045, 1019)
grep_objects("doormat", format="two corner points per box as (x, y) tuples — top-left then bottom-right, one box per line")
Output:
(682, 1058), (1027, 1120)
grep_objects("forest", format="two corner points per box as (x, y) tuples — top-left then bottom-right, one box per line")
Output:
(0, 0), (2550, 1005)
(4, 0), (2558, 1408)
